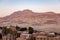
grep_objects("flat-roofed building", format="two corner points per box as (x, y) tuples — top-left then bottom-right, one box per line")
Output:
(36, 36), (47, 40)
(16, 34), (26, 40)
(47, 32), (55, 37)
(21, 33), (31, 40)
(32, 33), (39, 37)
(2, 36), (7, 40)
(32, 33), (39, 40)
(54, 36), (60, 40)
(16, 32), (31, 40)
(39, 31), (48, 36)
(48, 37), (54, 40)
(16, 37), (26, 40)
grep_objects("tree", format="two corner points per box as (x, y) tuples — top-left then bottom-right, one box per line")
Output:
(20, 27), (27, 31)
(28, 27), (34, 34)
(7, 28), (12, 33)
(2, 27), (8, 35)
(0, 27), (2, 29)
(16, 26), (20, 31)
(0, 33), (2, 39)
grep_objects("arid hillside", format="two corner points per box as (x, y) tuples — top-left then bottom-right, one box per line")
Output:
(0, 9), (60, 33)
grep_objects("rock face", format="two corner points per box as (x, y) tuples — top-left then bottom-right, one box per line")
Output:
(0, 9), (60, 33)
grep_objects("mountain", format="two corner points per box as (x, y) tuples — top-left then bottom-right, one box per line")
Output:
(0, 9), (60, 33)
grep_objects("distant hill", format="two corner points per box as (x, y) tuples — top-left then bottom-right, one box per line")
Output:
(0, 9), (60, 33)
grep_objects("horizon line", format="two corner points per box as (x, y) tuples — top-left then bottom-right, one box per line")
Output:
(0, 9), (60, 17)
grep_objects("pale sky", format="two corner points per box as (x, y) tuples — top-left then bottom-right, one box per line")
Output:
(0, 0), (60, 17)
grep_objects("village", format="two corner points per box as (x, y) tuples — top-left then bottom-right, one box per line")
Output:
(0, 25), (60, 40)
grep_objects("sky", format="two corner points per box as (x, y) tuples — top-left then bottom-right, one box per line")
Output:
(0, 0), (60, 17)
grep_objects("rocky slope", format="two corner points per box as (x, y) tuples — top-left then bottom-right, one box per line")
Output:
(0, 9), (60, 33)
